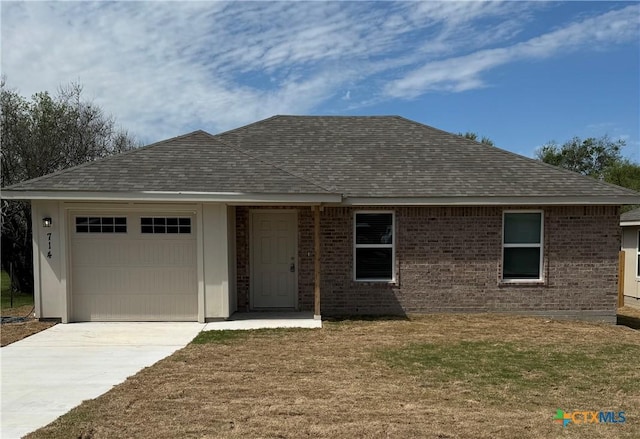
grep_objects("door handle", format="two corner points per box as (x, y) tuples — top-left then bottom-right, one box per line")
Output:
(290, 262), (295, 272)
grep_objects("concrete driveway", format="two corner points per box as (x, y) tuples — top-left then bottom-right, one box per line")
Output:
(0, 322), (205, 439)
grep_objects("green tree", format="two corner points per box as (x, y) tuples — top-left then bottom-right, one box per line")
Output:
(604, 161), (640, 193)
(536, 135), (640, 211)
(535, 135), (626, 179)
(1, 79), (139, 294)
(458, 131), (495, 146)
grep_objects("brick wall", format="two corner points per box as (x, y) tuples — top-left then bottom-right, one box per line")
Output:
(236, 205), (620, 319)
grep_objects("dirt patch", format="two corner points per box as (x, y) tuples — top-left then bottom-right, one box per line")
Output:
(26, 314), (640, 439)
(1, 305), (56, 347)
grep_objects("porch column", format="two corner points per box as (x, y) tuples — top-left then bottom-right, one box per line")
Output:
(314, 205), (321, 319)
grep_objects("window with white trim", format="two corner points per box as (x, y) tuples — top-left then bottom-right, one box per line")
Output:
(502, 211), (543, 281)
(141, 217), (192, 234)
(637, 230), (640, 277)
(75, 217), (127, 233)
(354, 212), (394, 281)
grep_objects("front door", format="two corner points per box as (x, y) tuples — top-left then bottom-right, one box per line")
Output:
(251, 211), (297, 309)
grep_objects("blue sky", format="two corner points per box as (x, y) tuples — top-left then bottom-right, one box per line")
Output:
(2, 1), (639, 161)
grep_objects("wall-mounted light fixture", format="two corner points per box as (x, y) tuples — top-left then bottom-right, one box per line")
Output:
(42, 217), (52, 228)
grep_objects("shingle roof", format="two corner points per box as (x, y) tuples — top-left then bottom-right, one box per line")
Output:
(4, 115), (640, 203)
(215, 116), (639, 199)
(621, 207), (640, 223)
(4, 130), (331, 194)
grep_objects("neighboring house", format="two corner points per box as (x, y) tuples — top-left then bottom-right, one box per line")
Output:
(2, 116), (639, 323)
(621, 207), (640, 308)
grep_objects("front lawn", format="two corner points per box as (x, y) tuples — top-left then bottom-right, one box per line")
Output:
(27, 314), (640, 439)
(1, 270), (55, 347)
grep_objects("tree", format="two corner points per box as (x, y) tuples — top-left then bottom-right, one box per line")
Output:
(1, 79), (139, 294)
(535, 135), (626, 179)
(536, 135), (640, 211)
(458, 131), (495, 146)
(604, 161), (640, 193)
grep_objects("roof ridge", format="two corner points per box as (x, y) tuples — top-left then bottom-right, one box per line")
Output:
(213, 115), (399, 138)
(396, 116), (640, 196)
(3, 130), (211, 190)
(200, 130), (337, 194)
(211, 115), (282, 138)
(271, 115), (395, 118)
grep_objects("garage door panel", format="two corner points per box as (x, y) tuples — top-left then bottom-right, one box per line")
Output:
(73, 267), (132, 293)
(136, 241), (196, 266)
(73, 239), (196, 267)
(129, 267), (196, 295)
(71, 213), (197, 321)
(74, 294), (198, 321)
(73, 267), (196, 295)
(73, 239), (133, 267)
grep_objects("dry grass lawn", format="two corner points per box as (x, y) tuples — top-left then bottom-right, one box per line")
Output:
(26, 314), (640, 439)
(1, 304), (55, 347)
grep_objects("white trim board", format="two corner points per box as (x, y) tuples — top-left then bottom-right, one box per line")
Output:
(0, 190), (341, 204)
(5, 191), (639, 206)
(342, 196), (640, 206)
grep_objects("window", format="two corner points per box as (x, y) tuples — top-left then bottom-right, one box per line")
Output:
(75, 217), (127, 233)
(354, 212), (394, 281)
(141, 217), (191, 234)
(637, 230), (640, 278)
(502, 211), (543, 281)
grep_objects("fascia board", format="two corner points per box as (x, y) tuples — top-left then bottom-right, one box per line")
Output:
(341, 196), (640, 206)
(5, 191), (639, 206)
(1, 190), (342, 204)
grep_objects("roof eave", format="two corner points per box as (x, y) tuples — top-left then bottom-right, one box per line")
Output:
(0, 190), (342, 204)
(3, 191), (637, 207)
(340, 195), (640, 206)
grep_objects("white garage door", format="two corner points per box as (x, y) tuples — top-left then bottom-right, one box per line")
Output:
(70, 212), (197, 321)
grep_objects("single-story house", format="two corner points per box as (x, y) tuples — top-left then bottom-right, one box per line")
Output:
(621, 207), (640, 308)
(2, 116), (639, 323)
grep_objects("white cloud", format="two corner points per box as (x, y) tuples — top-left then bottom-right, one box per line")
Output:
(384, 4), (640, 98)
(1, 1), (637, 142)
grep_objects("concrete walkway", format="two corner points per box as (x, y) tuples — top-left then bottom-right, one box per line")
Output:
(0, 315), (320, 438)
(203, 311), (322, 330)
(0, 323), (205, 439)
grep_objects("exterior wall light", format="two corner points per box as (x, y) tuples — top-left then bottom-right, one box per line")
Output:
(42, 217), (53, 228)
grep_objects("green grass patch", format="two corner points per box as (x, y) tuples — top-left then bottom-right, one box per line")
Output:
(191, 327), (314, 344)
(380, 340), (640, 401)
(1, 270), (33, 310)
(191, 330), (247, 344)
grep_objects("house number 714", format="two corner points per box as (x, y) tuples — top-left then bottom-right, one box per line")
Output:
(47, 232), (52, 259)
